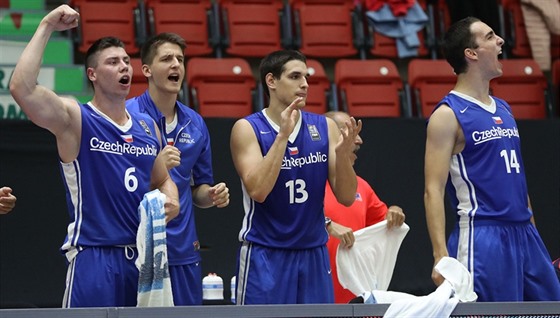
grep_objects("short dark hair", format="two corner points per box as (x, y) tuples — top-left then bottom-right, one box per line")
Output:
(85, 36), (125, 71)
(442, 17), (480, 75)
(259, 50), (306, 97)
(140, 32), (186, 65)
(84, 37), (126, 87)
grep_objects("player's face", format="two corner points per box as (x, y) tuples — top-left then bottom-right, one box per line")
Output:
(469, 21), (504, 79)
(146, 42), (185, 94)
(335, 114), (362, 165)
(88, 46), (131, 97)
(275, 60), (309, 108)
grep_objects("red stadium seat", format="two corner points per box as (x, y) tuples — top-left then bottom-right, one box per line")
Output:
(498, 0), (531, 58)
(218, 0), (286, 58)
(304, 59), (332, 114)
(70, 0), (145, 55)
(127, 58), (148, 99)
(186, 57), (256, 118)
(144, 0), (219, 57)
(289, 0), (364, 58)
(553, 59), (560, 116)
(334, 59), (404, 118)
(407, 59), (456, 118)
(490, 59), (549, 119)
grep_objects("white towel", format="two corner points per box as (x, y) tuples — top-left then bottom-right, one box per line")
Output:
(135, 189), (174, 307)
(434, 256), (477, 302)
(382, 281), (458, 318)
(336, 221), (409, 295)
(364, 257), (476, 318)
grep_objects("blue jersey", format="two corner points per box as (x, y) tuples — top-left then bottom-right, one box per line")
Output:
(60, 102), (160, 253)
(238, 110), (329, 249)
(127, 92), (214, 265)
(434, 91), (532, 223)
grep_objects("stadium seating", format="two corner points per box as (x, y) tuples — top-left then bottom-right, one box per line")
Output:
(490, 58), (550, 119)
(186, 57), (256, 118)
(553, 59), (560, 116)
(407, 59), (456, 118)
(304, 59), (332, 114)
(70, 0), (146, 55)
(127, 58), (148, 99)
(334, 59), (405, 118)
(218, 0), (288, 58)
(144, 0), (220, 57)
(289, 0), (365, 58)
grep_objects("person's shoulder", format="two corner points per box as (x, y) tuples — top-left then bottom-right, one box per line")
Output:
(126, 96), (149, 116)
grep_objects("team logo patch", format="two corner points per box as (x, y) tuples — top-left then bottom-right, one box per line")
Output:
(139, 120), (152, 136)
(492, 116), (503, 124)
(355, 193), (362, 201)
(121, 134), (133, 143)
(307, 124), (321, 141)
(193, 240), (200, 251)
(288, 147), (299, 155)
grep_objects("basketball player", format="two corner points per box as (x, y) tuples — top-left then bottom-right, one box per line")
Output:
(424, 17), (560, 301)
(230, 50), (361, 304)
(127, 32), (230, 305)
(9, 5), (180, 307)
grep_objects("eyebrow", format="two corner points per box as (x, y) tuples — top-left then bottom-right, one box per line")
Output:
(485, 30), (494, 38)
(288, 71), (310, 77)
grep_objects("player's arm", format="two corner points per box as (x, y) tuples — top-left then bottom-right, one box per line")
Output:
(327, 220), (355, 248)
(424, 105), (458, 286)
(327, 116), (360, 207)
(230, 118), (287, 203)
(150, 122), (179, 223)
(9, 5), (81, 163)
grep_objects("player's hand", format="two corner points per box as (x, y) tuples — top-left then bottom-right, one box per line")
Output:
(44, 5), (79, 32)
(328, 221), (355, 248)
(209, 182), (230, 208)
(164, 195), (180, 223)
(336, 116), (362, 157)
(385, 205), (405, 229)
(431, 258), (445, 286)
(0, 187), (16, 214)
(279, 97), (304, 138)
(160, 145), (181, 170)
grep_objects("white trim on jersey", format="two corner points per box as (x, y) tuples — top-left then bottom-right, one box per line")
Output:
(60, 160), (84, 252)
(450, 154), (476, 273)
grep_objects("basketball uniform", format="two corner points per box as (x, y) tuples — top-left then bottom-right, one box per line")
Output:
(127, 91), (214, 305)
(236, 110), (333, 304)
(61, 102), (160, 307)
(434, 91), (560, 301)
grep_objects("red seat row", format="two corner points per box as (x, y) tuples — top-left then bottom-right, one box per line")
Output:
(130, 57), (551, 119)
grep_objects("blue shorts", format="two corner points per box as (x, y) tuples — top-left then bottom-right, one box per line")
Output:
(448, 220), (560, 301)
(63, 246), (138, 307)
(236, 242), (334, 304)
(169, 262), (202, 305)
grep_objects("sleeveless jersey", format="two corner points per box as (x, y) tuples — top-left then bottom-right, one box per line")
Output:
(434, 92), (532, 223)
(127, 92), (214, 265)
(238, 110), (330, 249)
(60, 102), (160, 254)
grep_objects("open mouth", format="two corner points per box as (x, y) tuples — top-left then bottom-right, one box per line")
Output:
(168, 74), (180, 82)
(119, 75), (130, 85)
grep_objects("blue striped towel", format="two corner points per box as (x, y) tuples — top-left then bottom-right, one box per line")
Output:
(135, 189), (174, 307)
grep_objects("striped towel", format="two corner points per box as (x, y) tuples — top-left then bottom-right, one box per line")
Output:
(135, 189), (174, 307)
